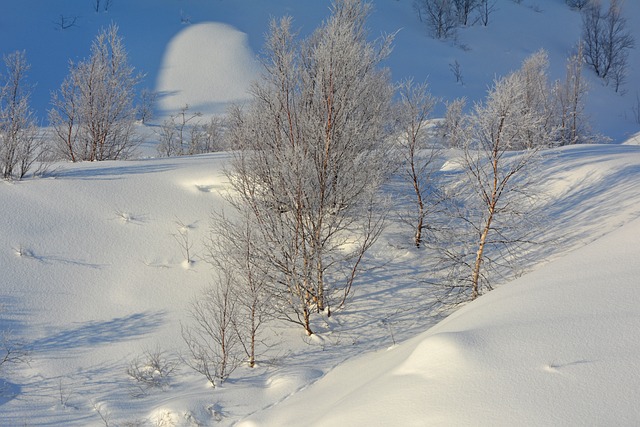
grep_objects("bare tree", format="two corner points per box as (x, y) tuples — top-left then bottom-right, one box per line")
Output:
(453, 0), (479, 25)
(396, 80), (440, 248)
(93, 0), (112, 12)
(632, 91), (640, 126)
(157, 105), (201, 157)
(449, 60), (464, 85)
(49, 25), (142, 161)
(582, 0), (634, 92)
(0, 51), (43, 180)
(54, 15), (79, 30)
(477, 0), (496, 26)
(206, 211), (273, 368)
(137, 88), (157, 124)
(517, 49), (556, 149)
(442, 97), (467, 148)
(187, 116), (225, 155)
(413, 0), (458, 39)
(553, 42), (594, 145)
(438, 53), (551, 302)
(157, 105), (224, 156)
(49, 66), (82, 162)
(566, 0), (590, 10)
(182, 277), (242, 387)
(225, 0), (393, 335)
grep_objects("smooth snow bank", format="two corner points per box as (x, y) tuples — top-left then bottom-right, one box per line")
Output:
(242, 181), (640, 426)
(156, 22), (259, 116)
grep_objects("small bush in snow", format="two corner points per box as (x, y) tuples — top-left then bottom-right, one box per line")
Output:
(126, 347), (177, 393)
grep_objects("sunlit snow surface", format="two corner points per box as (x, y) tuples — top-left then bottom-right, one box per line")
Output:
(156, 22), (259, 116)
(1, 0), (640, 425)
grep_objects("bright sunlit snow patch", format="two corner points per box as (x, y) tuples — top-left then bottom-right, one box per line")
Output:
(156, 22), (259, 116)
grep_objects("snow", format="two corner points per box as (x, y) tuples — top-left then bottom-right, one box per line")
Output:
(1, 0), (640, 425)
(243, 206), (640, 425)
(156, 22), (259, 116)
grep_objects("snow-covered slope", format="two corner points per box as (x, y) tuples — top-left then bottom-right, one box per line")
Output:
(1, 144), (640, 425)
(2, 0), (640, 425)
(241, 181), (640, 426)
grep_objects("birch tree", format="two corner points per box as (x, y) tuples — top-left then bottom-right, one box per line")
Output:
(396, 80), (440, 248)
(182, 275), (242, 387)
(49, 24), (141, 161)
(553, 42), (593, 145)
(439, 53), (551, 302)
(225, 0), (393, 335)
(0, 51), (42, 180)
(582, 0), (634, 92)
(205, 211), (273, 368)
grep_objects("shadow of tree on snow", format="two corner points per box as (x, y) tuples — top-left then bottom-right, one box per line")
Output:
(29, 311), (166, 353)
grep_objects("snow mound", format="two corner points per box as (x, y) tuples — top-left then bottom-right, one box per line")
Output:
(393, 331), (478, 378)
(156, 22), (259, 116)
(265, 368), (323, 396)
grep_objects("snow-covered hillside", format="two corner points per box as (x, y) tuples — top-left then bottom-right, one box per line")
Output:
(2, 0), (640, 426)
(241, 148), (640, 425)
(1, 143), (640, 425)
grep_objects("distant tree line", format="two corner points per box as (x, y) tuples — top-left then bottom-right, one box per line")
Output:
(414, 0), (635, 95)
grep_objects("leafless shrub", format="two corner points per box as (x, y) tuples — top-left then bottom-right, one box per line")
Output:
(449, 60), (463, 85)
(566, 0), (589, 10)
(0, 331), (30, 371)
(632, 91), (640, 125)
(172, 219), (194, 265)
(92, 400), (113, 427)
(126, 347), (177, 395)
(56, 378), (75, 408)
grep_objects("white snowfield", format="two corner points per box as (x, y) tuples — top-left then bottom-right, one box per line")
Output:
(2, 0), (640, 425)
(1, 144), (640, 425)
